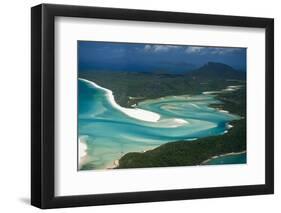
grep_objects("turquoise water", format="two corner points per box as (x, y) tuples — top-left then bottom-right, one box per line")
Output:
(78, 78), (240, 170)
(203, 153), (246, 165)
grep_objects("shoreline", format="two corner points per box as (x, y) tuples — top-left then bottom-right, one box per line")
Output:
(79, 78), (193, 128)
(79, 78), (161, 122)
(201, 150), (246, 165)
(78, 136), (88, 169)
(106, 160), (120, 169)
(79, 79), (245, 170)
(107, 148), (154, 169)
(202, 85), (244, 95)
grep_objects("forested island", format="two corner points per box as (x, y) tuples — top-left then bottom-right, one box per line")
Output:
(117, 90), (246, 168)
(79, 62), (246, 169)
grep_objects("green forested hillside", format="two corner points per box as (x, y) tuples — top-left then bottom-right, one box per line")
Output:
(79, 62), (247, 168)
(79, 62), (246, 107)
(118, 120), (246, 168)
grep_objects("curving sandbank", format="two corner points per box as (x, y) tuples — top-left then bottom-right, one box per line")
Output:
(79, 78), (161, 122)
(78, 79), (241, 170)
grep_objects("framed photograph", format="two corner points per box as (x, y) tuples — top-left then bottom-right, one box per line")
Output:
(31, 4), (274, 209)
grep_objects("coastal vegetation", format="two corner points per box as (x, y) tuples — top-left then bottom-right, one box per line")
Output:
(118, 119), (246, 168)
(79, 62), (247, 169)
(79, 62), (245, 107)
(116, 80), (246, 168)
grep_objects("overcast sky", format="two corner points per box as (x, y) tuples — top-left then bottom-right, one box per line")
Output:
(78, 41), (246, 72)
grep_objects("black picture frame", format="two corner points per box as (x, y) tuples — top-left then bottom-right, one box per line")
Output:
(31, 3), (274, 209)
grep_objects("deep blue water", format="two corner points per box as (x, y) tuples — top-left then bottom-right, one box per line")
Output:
(203, 153), (246, 165)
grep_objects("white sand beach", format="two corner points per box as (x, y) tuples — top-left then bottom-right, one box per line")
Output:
(79, 78), (160, 122)
(78, 137), (88, 169)
(219, 109), (229, 113)
(203, 85), (243, 95)
(79, 78), (190, 128)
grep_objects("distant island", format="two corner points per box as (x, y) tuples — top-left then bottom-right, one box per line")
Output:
(78, 41), (246, 170)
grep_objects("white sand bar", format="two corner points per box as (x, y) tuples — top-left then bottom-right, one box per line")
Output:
(78, 137), (88, 169)
(79, 78), (160, 122)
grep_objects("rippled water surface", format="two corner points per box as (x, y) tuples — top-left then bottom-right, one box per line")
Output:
(78, 79), (240, 169)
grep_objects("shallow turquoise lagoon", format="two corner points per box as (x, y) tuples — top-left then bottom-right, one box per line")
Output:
(78, 78), (240, 169)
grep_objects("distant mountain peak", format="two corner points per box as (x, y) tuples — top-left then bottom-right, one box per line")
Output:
(201, 62), (235, 70)
(185, 61), (245, 80)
